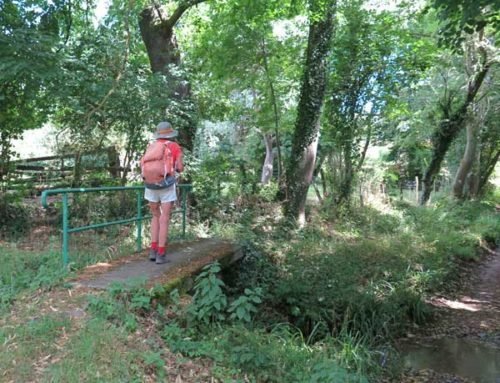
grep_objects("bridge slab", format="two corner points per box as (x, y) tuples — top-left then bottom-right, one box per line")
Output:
(73, 238), (241, 290)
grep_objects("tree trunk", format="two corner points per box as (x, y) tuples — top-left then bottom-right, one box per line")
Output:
(337, 139), (353, 205)
(261, 133), (274, 184)
(452, 118), (479, 198)
(467, 144), (481, 198)
(285, 0), (336, 225)
(138, 2), (204, 151)
(261, 39), (283, 183)
(477, 150), (500, 195)
(420, 31), (490, 204)
(107, 146), (120, 179)
(139, 6), (181, 73)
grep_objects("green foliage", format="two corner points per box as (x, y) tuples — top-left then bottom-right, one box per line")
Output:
(70, 190), (139, 226)
(258, 181), (280, 202)
(162, 324), (369, 382)
(402, 198), (500, 259)
(0, 247), (67, 312)
(142, 351), (165, 379)
(320, 1), (431, 204)
(430, 0), (500, 49)
(186, 261), (264, 326)
(271, 237), (431, 340)
(0, 0), (70, 171)
(187, 262), (228, 324)
(0, 192), (31, 237)
(228, 288), (263, 322)
(86, 280), (157, 332)
(250, 199), (497, 343)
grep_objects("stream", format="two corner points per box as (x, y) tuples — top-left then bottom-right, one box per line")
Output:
(399, 337), (500, 382)
(398, 248), (500, 382)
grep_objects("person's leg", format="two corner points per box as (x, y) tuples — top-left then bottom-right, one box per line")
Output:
(156, 201), (173, 263)
(149, 202), (161, 260)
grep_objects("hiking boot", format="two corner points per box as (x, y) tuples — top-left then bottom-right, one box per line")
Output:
(149, 249), (157, 261)
(155, 254), (169, 264)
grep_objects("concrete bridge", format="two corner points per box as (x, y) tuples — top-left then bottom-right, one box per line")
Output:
(73, 238), (242, 290)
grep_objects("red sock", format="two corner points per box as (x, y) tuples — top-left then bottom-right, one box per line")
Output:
(158, 246), (166, 256)
(151, 242), (158, 250)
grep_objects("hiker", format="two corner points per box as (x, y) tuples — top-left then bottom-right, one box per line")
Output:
(140, 121), (184, 264)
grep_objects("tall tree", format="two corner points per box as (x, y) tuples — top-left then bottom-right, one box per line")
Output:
(184, 0), (305, 188)
(323, 3), (411, 206)
(453, 66), (500, 198)
(0, 0), (67, 179)
(420, 29), (495, 204)
(420, 0), (499, 204)
(285, 0), (336, 225)
(138, 0), (205, 151)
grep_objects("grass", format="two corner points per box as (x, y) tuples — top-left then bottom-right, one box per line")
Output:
(162, 323), (370, 382)
(0, 314), (71, 382)
(0, 246), (68, 312)
(0, 194), (498, 382)
(43, 318), (145, 383)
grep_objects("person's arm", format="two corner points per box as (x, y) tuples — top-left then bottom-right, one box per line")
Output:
(176, 151), (184, 173)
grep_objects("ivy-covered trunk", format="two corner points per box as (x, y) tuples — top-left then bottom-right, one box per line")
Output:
(285, 0), (336, 225)
(421, 106), (468, 204)
(421, 32), (491, 205)
(138, 2), (204, 151)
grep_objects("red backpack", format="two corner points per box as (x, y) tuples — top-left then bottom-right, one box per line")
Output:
(141, 141), (175, 188)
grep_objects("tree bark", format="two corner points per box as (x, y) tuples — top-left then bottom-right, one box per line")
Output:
(285, 0), (336, 225)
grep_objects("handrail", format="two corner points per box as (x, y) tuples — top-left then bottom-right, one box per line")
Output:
(41, 184), (192, 268)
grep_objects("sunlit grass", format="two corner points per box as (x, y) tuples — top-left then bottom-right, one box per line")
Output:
(0, 314), (71, 382)
(44, 318), (144, 382)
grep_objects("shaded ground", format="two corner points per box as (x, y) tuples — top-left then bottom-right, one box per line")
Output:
(396, 248), (500, 383)
(0, 239), (241, 382)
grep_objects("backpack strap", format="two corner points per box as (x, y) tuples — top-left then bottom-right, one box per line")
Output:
(163, 140), (172, 178)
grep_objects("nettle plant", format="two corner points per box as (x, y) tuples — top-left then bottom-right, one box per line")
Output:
(187, 262), (262, 326)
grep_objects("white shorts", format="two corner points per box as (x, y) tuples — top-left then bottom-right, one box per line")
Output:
(144, 184), (177, 203)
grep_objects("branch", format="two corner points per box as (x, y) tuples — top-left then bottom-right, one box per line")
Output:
(166, 0), (206, 28)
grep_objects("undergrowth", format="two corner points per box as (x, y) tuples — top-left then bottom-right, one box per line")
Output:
(1, 195), (498, 381)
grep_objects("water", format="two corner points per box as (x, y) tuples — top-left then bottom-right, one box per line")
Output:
(400, 337), (500, 383)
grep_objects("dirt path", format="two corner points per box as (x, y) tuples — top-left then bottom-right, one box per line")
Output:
(426, 250), (500, 345)
(396, 249), (500, 383)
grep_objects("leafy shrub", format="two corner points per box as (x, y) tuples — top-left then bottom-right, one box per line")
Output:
(258, 181), (279, 202)
(187, 262), (228, 325)
(70, 190), (138, 226)
(162, 324), (368, 382)
(227, 288), (262, 322)
(0, 192), (31, 237)
(223, 241), (278, 300)
(186, 262), (264, 326)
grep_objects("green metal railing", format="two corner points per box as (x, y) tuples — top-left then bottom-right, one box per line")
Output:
(41, 184), (192, 267)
